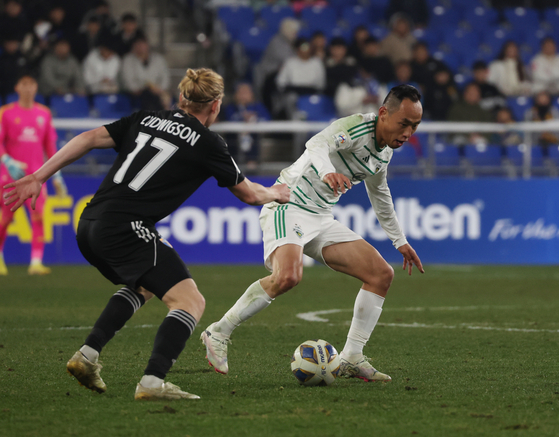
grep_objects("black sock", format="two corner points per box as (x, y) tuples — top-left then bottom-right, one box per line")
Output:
(144, 309), (197, 379)
(84, 287), (145, 353)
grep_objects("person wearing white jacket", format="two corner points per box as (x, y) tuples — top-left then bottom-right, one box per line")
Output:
(487, 40), (531, 96)
(530, 37), (559, 95)
(83, 39), (121, 94)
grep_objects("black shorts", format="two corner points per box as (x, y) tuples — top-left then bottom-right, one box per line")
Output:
(76, 218), (191, 299)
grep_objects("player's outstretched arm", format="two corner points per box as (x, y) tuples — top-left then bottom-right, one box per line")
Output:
(397, 243), (425, 276)
(229, 178), (290, 205)
(3, 127), (115, 212)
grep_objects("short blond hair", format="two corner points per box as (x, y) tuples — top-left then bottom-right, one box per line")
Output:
(178, 68), (224, 113)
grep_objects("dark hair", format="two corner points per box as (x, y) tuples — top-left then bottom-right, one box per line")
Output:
(121, 12), (137, 22)
(382, 84), (421, 112)
(329, 36), (347, 47)
(541, 36), (556, 47)
(412, 41), (428, 50)
(497, 40), (525, 82)
(472, 60), (488, 71)
(294, 37), (309, 49)
(363, 36), (379, 45)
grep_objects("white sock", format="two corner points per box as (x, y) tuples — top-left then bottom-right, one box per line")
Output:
(342, 289), (385, 357)
(140, 375), (164, 388)
(30, 258), (42, 266)
(80, 345), (99, 363)
(212, 280), (273, 337)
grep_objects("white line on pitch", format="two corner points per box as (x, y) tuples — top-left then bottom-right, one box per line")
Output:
(377, 322), (559, 334)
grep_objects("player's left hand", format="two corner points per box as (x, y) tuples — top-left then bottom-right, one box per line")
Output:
(3, 174), (42, 212)
(397, 243), (424, 276)
(323, 173), (352, 196)
(52, 174), (67, 196)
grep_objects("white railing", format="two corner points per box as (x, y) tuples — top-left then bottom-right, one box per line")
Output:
(53, 119), (559, 179)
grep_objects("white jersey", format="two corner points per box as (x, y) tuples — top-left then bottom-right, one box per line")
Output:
(272, 112), (408, 249)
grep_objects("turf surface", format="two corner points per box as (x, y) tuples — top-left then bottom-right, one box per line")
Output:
(1, 265), (558, 437)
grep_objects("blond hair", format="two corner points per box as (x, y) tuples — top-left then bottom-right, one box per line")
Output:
(178, 68), (224, 113)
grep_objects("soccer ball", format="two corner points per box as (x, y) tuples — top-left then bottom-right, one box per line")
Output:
(290, 339), (341, 386)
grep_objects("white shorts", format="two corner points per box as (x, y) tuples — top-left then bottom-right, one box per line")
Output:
(260, 204), (362, 271)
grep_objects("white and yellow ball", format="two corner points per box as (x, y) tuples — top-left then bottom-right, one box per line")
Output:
(290, 339), (341, 386)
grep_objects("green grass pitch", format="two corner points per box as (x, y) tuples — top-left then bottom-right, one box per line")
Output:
(1, 264), (558, 437)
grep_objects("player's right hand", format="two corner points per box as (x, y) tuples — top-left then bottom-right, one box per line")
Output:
(274, 183), (291, 204)
(323, 173), (352, 196)
(3, 174), (42, 212)
(2, 155), (27, 181)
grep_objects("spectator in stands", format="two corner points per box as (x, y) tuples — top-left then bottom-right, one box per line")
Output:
(72, 14), (101, 62)
(360, 36), (395, 84)
(39, 38), (85, 96)
(121, 37), (170, 110)
(83, 35), (120, 94)
(20, 16), (51, 77)
(524, 90), (559, 146)
(257, 17), (299, 115)
(334, 66), (386, 117)
(380, 13), (416, 66)
(422, 66), (458, 121)
(46, 5), (71, 44)
(291, 0), (328, 14)
(387, 61), (420, 91)
(530, 37), (559, 95)
(410, 41), (447, 91)
(324, 37), (357, 97)
(114, 12), (146, 57)
(448, 82), (494, 144)
(0, 0), (30, 42)
(310, 31), (327, 61)
(276, 37), (326, 118)
(348, 25), (370, 64)
(471, 61), (506, 114)
(488, 40), (531, 96)
(0, 36), (28, 99)
(492, 107), (522, 146)
(223, 82), (271, 171)
(81, 0), (116, 33)
(385, 0), (429, 28)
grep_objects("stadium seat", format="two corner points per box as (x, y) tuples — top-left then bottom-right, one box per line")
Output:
(443, 29), (481, 53)
(547, 144), (559, 164)
(368, 24), (389, 41)
(342, 6), (372, 31)
(328, 0), (360, 14)
(259, 5), (295, 33)
(412, 28), (442, 52)
(300, 6), (337, 33)
(432, 51), (461, 73)
(462, 6), (500, 32)
(503, 7), (541, 30)
(92, 94), (131, 119)
(505, 144), (544, 167)
(5, 92), (46, 105)
(326, 27), (352, 44)
(433, 143), (461, 167)
(390, 145), (418, 166)
(481, 27), (513, 55)
(50, 94), (90, 118)
(296, 95), (336, 122)
(430, 6), (463, 30)
(464, 143), (503, 166)
(218, 6), (255, 40)
(543, 7), (559, 28)
(237, 26), (274, 63)
(507, 96), (533, 121)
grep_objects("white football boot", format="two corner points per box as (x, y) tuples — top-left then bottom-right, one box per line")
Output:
(66, 351), (107, 393)
(135, 382), (200, 400)
(200, 322), (230, 374)
(339, 352), (392, 382)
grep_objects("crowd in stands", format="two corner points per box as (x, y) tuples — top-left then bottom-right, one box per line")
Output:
(0, 0), (171, 113)
(216, 0), (559, 154)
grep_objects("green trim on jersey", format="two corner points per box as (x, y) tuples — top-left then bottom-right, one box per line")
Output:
(363, 145), (389, 163)
(301, 176), (337, 205)
(336, 151), (356, 177)
(287, 202), (320, 214)
(351, 152), (375, 175)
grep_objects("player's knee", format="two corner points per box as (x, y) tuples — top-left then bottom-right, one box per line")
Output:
(378, 262), (394, 291)
(275, 271), (301, 294)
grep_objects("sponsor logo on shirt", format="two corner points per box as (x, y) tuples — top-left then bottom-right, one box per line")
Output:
(36, 116), (45, 126)
(333, 132), (346, 147)
(18, 126), (39, 142)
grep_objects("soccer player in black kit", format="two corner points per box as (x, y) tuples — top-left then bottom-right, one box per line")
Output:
(3, 68), (290, 400)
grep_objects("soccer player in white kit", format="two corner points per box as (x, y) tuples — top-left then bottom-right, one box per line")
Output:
(202, 84), (424, 382)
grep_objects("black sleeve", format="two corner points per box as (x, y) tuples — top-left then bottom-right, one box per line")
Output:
(204, 134), (246, 187)
(104, 111), (146, 152)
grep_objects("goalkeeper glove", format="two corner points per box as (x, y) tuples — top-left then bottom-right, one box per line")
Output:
(52, 171), (67, 196)
(1, 154), (27, 180)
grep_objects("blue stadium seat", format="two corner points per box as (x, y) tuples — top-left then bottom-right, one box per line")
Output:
(342, 6), (372, 31)
(507, 96), (533, 121)
(547, 144), (559, 164)
(296, 95), (336, 122)
(506, 144), (544, 167)
(218, 6), (255, 40)
(432, 51), (461, 73)
(433, 143), (461, 167)
(481, 27), (513, 55)
(543, 8), (559, 27)
(443, 29), (481, 53)
(464, 143), (503, 166)
(430, 6), (463, 30)
(328, 0), (360, 14)
(462, 6), (500, 32)
(412, 28), (442, 52)
(259, 5), (295, 33)
(368, 24), (389, 41)
(92, 94), (131, 119)
(503, 7), (541, 30)
(237, 26), (274, 63)
(50, 94), (90, 118)
(390, 145), (417, 166)
(300, 6), (337, 33)
(326, 27), (352, 44)
(5, 92), (46, 105)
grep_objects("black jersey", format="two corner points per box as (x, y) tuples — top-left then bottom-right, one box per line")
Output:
(81, 109), (245, 224)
